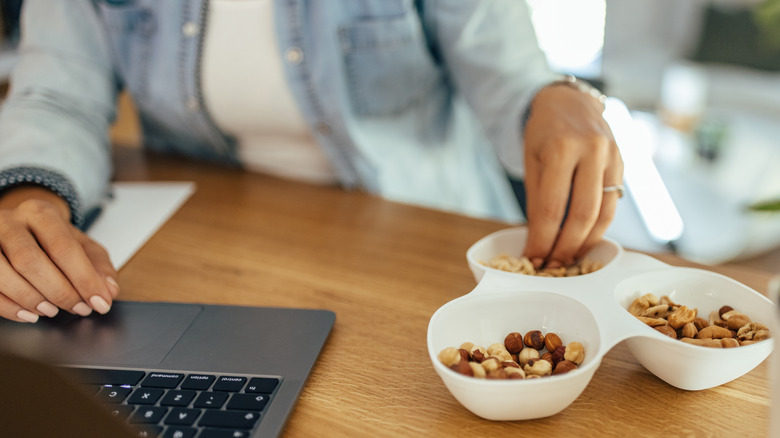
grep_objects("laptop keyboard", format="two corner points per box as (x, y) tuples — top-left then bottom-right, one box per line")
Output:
(68, 367), (281, 438)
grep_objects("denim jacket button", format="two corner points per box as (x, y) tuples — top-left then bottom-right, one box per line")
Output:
(284, 47), (303, 64)
(182, 21), (199, 37)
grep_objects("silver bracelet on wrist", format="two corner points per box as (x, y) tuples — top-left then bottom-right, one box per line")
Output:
(548, 74), (607, 111)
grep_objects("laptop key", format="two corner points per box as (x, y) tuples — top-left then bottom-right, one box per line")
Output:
(130, 406), (169, 424)
(133, 425), (163, 438)
(198, 429), (252, 438)
(212, 376), (247, 392)
(127, 387), (165, 405)
(96, 386), (132, 403)
(227, 393), (270, 411)
(198, 410), (260, 429)
(164, 408), (202, 426)
(102, 403), (134, 419)
(193, 391), (229, 408)
(179, 374), (216, 391)
(245, 377), (279, 394)
(70, 368), (146, 386)
(141, 372), (185, 389)
(160, 389), (197, 407)
(163, 426), (197, 438)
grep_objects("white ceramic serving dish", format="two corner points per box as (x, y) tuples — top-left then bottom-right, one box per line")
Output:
(427, 227), (775, 421)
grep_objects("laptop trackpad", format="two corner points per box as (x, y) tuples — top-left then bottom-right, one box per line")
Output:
(0, 302), (201, 366)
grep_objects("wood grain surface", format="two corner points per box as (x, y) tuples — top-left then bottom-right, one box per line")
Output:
(111, 146), (776, 438)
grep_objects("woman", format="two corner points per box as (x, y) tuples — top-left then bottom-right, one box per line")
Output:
(0, 0), (622, 322)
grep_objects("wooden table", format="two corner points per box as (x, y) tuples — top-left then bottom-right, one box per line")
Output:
(111, 146), (776, 437)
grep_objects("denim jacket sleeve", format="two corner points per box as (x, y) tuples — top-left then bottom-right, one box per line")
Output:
(0, 0), (118, 227)
(420, 0), (556, 179)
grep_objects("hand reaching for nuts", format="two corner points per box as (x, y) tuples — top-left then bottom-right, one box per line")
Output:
(438, 330), (586, 380)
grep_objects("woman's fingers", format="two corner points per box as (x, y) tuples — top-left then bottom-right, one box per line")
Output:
(76, 229), (119, 299)
(0, 198), (117, 322)
(522, 82), (623, 268)
(523, 143), (576, 268)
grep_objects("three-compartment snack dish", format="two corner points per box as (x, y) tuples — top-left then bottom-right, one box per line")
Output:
(427, 227), (774, 421)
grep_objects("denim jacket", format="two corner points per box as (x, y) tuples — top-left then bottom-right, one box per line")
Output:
(0, 0), (554, 226)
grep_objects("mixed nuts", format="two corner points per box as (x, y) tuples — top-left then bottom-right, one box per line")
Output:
(480, 254), (603, 277)
(438, 330), (585, 380)
(628, 293), (771, 347)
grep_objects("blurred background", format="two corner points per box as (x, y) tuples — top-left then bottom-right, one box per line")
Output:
(0, 0), (779, 267)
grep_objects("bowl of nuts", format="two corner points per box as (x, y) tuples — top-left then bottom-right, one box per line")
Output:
(427, 290), (603, 420)
(429, 227), (774, 420)
(465, 227), (622, 283)
(614, 267), (775, 390)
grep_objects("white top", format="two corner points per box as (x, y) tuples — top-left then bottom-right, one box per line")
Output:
(201, 0), (337, 184)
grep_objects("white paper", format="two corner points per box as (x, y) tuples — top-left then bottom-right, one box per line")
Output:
(87, 182), (196, 269)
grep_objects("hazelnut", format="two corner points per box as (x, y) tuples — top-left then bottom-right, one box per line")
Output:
(459, 342), (475, 352)
(457, 348), (470, 363)
(486, 368), (509, 379)
(504, 332), (524, 354)
(487, 343), (512, 362)
(481, 357), (501, 373)
(505, 366), (526, 379)
(524, 330), (545, 350)
(544, 333), (563, 352)
(540, 352), (554, 365)
(564, 341), (585, 365)
(469, 362), (486, 378)
(449, 360), (474, 376)
(552, 360), (578, 375)
(469, 345), (487, 363)
(517, 347), (539, 366)
(720, 338), (740, 348)
(438, 347), (463, 367)
(502, 360), (520, 369)
(524, 358), (552, 377)
(551, 345), (566, 365)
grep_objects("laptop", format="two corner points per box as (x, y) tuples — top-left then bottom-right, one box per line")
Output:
(0, 300), (335, 438)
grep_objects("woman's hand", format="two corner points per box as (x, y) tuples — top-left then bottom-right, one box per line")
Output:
(522, 83), (623, 269)
(0, 186), (118, 322)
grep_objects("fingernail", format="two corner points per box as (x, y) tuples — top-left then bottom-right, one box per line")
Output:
(17, 309), (39, 323)
(90, 295), (111, 315)
(531, 257), (544, 268)
(546, 260), (562, 269)
(72, 302), (93, 317)
(36, 301), (59, 318)
(106, 276), (120, 298)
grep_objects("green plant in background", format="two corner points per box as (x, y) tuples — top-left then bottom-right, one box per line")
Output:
(747, 1), (780, 212)
(754, 0), (780, 49)
(749, 199), (780, 212)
